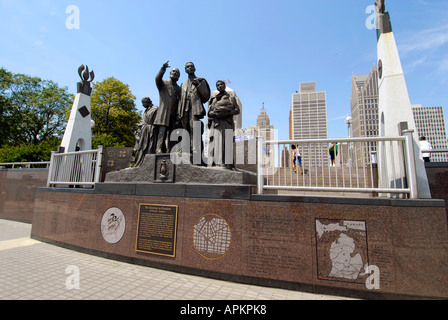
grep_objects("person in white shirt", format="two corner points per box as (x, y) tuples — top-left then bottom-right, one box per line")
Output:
(291, 144), (303, 174)
(419, 136), (432, 163)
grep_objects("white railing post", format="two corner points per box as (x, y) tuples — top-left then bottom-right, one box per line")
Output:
(94, 146), (104, 183)
(257, 136), (264, 195)
(47, 151), (56, 187)
(402, 129), (418, 199)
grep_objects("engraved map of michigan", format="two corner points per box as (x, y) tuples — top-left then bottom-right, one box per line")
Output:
(315, 219), (369, 283)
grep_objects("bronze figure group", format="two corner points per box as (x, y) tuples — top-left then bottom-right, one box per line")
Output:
(134, 61), (240, 169)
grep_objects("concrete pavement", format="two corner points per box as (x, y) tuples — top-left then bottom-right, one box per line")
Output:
(0, 218), (353, 301)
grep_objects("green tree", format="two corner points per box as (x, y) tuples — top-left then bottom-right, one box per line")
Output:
(92, 133), (124, 149)
(0, 67), (73, 147)
(0, 68), (14, 147)
(90, 77), (140, 147)
(0, 138), (61, 163)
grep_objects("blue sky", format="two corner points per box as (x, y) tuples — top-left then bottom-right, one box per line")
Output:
(1, 0), (448, 141)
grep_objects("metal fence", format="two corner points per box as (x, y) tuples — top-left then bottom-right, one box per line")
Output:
(47, 148), (103, 187)
(0, 162), (50, 169)
(421, 148), (448, 156)
(257, 133), (417, 198)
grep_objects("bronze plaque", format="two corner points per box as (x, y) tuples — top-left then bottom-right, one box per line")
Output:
(136, 204), (178, 257)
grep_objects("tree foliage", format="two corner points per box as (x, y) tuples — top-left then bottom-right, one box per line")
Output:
(0, 67), (73, 147)
(0, 69), (141, 163)
(0, 68), (14, 147)
(0, 138), (61, 163)
(90, 77), (140, 147)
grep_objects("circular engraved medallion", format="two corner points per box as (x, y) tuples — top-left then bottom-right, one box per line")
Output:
(101, 207), (126, 244)
(193, 214), (232, 260)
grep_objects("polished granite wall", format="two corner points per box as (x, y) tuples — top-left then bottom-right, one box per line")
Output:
(1, 167), (447, 298)
(30, 184), (448, 299)
(0, 169), (48, 222)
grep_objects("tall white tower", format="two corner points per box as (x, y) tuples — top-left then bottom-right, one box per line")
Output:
(61, 65), (95, 152)
(375, 1), (431, 198)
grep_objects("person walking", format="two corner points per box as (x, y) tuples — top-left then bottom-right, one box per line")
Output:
(291, 144), (303, 174)
(329, 142), (338, 167)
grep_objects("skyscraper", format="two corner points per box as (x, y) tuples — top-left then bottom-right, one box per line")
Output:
(254, 103), (275, 166)
(350, 65), (448, 164)
(412, 105), (448, 162)
(350, 65), (379, 165)
(290, 82), (328, 167)
(351, 65), (379, 138)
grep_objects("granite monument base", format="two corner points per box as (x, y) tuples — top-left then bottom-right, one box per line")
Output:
(31, 184), (448, 299)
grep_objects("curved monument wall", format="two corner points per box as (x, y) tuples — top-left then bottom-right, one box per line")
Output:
(30, 183), (448, 299)
(0, 168), (48, 222)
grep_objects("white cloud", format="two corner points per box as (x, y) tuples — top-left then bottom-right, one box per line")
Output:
(399, 23), (448, 55)
(439, 54), (448, 72)
(328, 115), (349, 122)
(398, 22), (448, 77)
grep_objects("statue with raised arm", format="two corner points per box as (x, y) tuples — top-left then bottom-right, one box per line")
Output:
(154, 61), (181, 154)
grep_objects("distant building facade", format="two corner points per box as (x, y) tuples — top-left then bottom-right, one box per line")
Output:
(290, 82), (328, 167)
(350, 65), (379, 166)
(253, 104), (275, 166)
(350, 65), (448, 164)
(412, 105), (448, 162)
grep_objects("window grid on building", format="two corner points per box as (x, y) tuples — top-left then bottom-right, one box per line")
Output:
(350, 65), (379, 166)
(412, 105), (448, 162)
(290, 82), (329, 167)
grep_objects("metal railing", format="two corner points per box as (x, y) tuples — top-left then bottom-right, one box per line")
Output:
(257, 134), (416, 198)
(47, 147), (103, 187)
(0, 162), (50, 169)
(421, 149), (448, 156)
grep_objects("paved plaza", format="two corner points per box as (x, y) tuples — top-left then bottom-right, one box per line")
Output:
(0, 218), (353, 301)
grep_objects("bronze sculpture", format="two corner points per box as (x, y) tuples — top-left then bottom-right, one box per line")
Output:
(375, 0), (385, 14)
(154, 61), (181, 154)
(77, 64), (95, 96)
(178, 62), (211, 164)
(207, 80), (240, 169)
(134, 97), (158, 167)
(375, 0), (391, 38)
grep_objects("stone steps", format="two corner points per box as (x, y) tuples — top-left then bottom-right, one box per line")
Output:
(265, 167), (376, 188)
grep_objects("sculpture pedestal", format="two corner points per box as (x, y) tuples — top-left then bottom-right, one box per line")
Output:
(104, 154), (257, 185)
